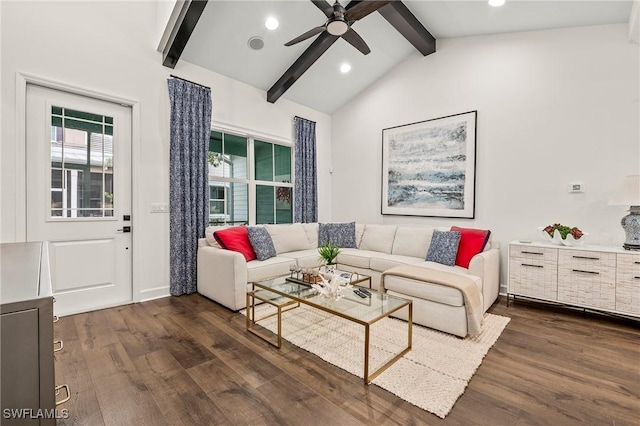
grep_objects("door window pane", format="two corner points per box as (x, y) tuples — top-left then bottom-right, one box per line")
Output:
(50, 106), (114, 218)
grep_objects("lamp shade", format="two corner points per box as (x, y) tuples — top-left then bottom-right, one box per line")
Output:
(609, 175), (640, 206)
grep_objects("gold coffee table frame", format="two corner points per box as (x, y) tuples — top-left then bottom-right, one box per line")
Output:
(246, 276), (412, 384)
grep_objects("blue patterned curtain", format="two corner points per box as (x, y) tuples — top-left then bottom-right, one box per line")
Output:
(168, 78), (212, 296)
(294, 116), (318, 223)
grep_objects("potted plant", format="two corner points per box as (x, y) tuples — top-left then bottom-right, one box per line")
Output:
(318, 242), (340, 268)
(539, 223), (587, 246)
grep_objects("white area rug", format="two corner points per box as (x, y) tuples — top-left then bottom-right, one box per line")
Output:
(243, 304), (510, 418)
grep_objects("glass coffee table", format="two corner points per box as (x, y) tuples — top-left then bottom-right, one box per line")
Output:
(246, 275), (412, 384)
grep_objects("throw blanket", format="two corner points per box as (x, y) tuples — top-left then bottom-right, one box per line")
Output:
(380, 265), (484, 335)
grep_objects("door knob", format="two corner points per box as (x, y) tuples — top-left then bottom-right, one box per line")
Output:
(117, 226), (131, 233)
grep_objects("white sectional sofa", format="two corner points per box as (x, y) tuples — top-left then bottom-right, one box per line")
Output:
(197, 223), (500, 337)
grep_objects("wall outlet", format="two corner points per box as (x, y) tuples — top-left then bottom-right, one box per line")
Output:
(150, 203), (169, 213)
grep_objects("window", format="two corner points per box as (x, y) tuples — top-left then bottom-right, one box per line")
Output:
(50, 106), (114, 218)
(254, 140), (292, 224)
(208, 130), (293, 225)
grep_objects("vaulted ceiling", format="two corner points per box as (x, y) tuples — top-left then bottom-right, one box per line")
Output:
(167, 0), (634, 114)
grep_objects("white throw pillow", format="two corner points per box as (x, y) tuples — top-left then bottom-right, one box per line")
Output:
(301, 223), (319, 247)
(392, 226), (435, 259)
(359, 225), (398, 254)
(265, 223), (311, 254)
(355, 223), (366, 248)
(204, 225), (232, 247)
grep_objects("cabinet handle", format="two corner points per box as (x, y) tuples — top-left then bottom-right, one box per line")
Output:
(572, 269), (599, 275)
(522, 263), (543, 268)
(634, 276), (640, 280)
(572, 255), (600, 260)
(53, 340), (63, 352)
(635, 261), (640, 265)
(55, 384), (71, 405)
(521, 251), (544, 255)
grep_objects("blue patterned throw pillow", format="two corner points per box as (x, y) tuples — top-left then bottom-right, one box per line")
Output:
(247, 226), (277, 261)
(426, 230), (462, 266)
(318, 222), (357, 248)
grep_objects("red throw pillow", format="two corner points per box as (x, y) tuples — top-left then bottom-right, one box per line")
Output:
(450, 226), (491, 268)
(213, 226), (256, 262)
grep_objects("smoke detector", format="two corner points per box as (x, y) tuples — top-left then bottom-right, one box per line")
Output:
(248, 36), (265, 50)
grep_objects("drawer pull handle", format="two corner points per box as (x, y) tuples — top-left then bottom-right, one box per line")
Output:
(53, 340), (63, 352)
(572, 256), (600, 260)
(55, 384), (71, 405)
(572, 269), (599, 275)
(635, 261), (640, 265)
(635, 276), (640, 280)
(521, 251), (544, 255)
(522, 263), (543, 268)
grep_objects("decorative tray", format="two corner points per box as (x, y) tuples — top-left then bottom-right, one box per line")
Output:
(285, 276), (320, 286)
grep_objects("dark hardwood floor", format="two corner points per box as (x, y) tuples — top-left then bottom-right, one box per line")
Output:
(53, 295), (640, 425)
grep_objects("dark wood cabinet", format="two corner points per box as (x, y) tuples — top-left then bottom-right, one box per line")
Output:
(1, 242), (55, 425)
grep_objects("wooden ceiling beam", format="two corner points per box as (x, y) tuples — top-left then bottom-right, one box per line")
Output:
(378, 2), (436, 56)
(267, 0), (368, 104)
(162, 0), (209, 69)
(267, 33), (339, 103)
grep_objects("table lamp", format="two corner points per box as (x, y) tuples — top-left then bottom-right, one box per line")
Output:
(609, 174), (640, 250)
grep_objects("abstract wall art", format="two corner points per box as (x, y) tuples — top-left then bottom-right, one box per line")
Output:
(381, 111), (477, 218)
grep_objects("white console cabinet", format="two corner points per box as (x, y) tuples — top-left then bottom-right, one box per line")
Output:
(508, 242), (640, 317)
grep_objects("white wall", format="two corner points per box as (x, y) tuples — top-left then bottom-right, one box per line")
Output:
(331, 24), (640, 291)
(0, 1), (331, 301)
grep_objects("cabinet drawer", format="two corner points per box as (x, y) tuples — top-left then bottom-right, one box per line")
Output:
(558, 250), (616, 310)
(558, 249), (616, 272)
(510, 244), (558, 262)
(616, 253), (640, 315)
(509, 256), (558, 300)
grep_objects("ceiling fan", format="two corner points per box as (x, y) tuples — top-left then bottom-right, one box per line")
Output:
(285, 0), (394, 55)
(268, 0), (435, 104)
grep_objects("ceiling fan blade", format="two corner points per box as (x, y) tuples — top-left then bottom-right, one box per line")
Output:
(341, 28), (370, 55)
(285, 26), (326, 46)
(345, 0), (394, 22)
(311, 0), (334, 18)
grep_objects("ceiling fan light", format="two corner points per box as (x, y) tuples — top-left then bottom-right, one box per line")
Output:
(488, 0), (505, 7)
(327, 20), (349, 36)
(265, 16), (279, 31)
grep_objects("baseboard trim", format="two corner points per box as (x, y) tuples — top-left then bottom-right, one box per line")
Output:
(139, 286), (170, 302)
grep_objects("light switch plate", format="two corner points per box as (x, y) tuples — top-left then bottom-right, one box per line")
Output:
(150, 203), (169, 213)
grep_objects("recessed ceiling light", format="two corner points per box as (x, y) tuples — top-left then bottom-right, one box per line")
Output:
(340, 63), (351, 73)
(265, 16), (279, 30)
(488, 0), (505, 7)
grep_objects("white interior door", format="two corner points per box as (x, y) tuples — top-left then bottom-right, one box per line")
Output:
(26, 84), (132, 317)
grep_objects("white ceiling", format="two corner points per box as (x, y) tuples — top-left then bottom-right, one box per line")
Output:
(180, 0), (634, 114)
